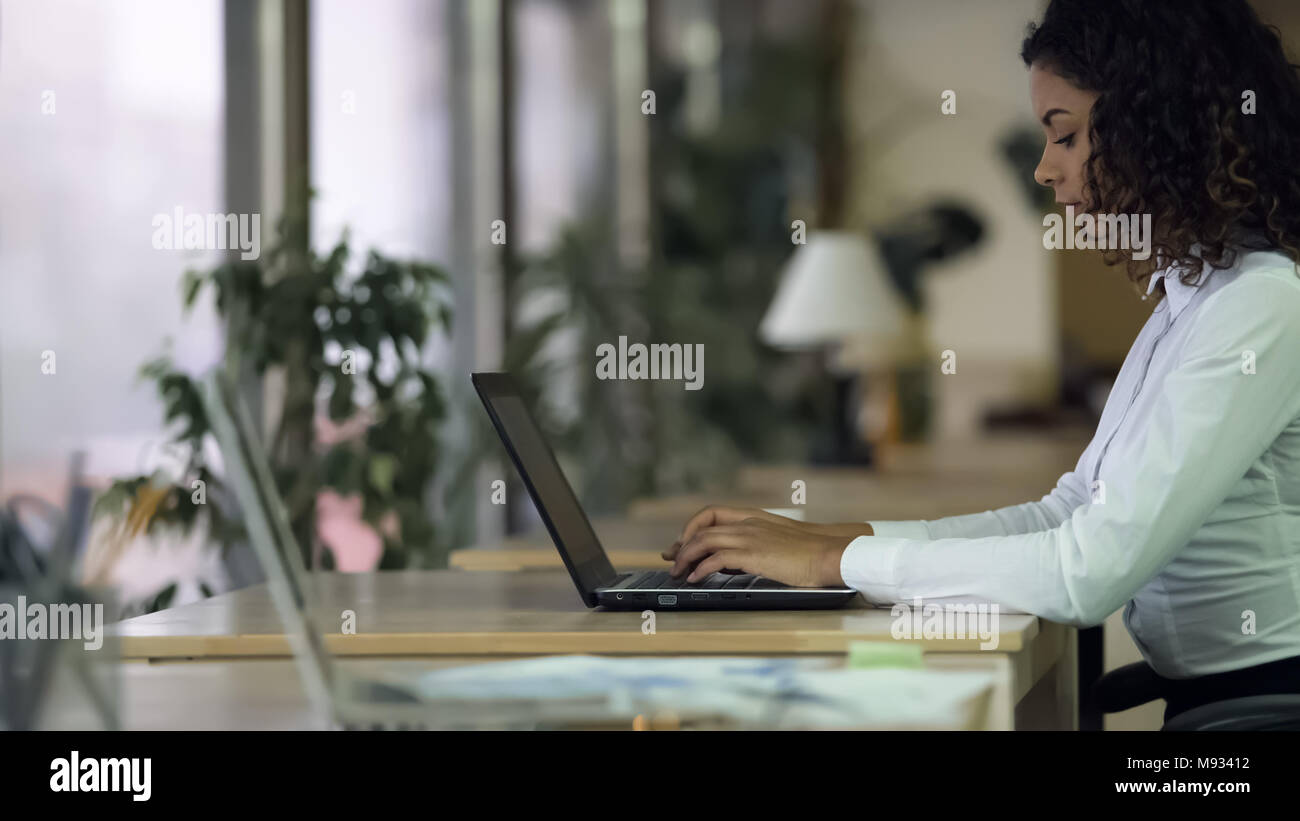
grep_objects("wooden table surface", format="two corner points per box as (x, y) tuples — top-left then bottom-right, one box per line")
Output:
(41, 658), (469, 731)
(113, 569), (1043, 660)
(42, 654), (1022, 731)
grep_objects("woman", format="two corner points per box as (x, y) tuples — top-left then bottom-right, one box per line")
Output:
(664, 0), (1300, 722)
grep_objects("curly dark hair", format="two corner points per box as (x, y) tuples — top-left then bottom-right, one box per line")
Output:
(1021, 0), (1300, 292)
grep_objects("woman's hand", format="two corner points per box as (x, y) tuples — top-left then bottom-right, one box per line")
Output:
(662, 506), (877, 587)
(663, 505), (873, 557)
(665, 506), (875, 553)
(668, 516), (854, 587)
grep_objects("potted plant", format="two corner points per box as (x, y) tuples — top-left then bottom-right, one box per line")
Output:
(91, 215), (453, 613)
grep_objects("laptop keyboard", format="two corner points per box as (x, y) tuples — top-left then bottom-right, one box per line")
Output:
(624, 570), (788, 591)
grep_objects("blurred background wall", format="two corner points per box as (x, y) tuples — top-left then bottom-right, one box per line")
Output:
(847, 0), (1061, 440)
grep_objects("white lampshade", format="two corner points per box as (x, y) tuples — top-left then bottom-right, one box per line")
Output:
(760, 231), (907, 351)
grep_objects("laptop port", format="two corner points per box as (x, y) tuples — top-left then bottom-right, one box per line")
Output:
(691, 592), (708, 600)
(657, 594), (677, 606)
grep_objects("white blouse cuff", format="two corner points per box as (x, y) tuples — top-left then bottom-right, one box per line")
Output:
(840, 535), (908, 602)
(865, 519), (932, 540)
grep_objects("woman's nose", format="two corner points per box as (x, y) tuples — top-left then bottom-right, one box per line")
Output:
(1034, 150), (1056, 188)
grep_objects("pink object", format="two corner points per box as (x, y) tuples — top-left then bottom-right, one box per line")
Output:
(315, 490), (383, 571)
(314, 411), (373, 446)
(313, 413), (404, 570)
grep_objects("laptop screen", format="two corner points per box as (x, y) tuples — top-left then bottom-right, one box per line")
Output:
(473, 374), (618, 604)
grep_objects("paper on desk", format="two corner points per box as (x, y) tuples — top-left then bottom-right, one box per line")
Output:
(415, 656), (995, 729)
(866, 595), (1030, 614)
(761, 507), (807, 521)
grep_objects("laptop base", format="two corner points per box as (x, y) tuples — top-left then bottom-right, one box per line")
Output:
(595, 589), (856, 610)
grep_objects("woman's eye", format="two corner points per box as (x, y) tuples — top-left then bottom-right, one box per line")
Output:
(1054, 133), (1075, 147)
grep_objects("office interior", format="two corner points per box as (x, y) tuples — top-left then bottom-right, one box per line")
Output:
(4, 0), (1299, 734)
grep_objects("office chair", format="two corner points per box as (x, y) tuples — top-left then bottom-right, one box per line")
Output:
(1161, 694), (1300, 731)
(1092, 660), (1300, 731)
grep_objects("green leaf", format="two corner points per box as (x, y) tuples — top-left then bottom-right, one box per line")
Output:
(327, 372), (356, 422)
(181, 269), (206, 311)
(368, 453), (396, 496)
(91, 477), (149, 521)
(102, 220), (456, 573)
(146, 583), (178, 614)
(377, 543), (406, 570)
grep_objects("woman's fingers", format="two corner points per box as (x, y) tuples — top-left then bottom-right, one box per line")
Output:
(686, 548), (749, 582)
(671, 527), (751, 576)
(673, 506), (792, 552)
(666, 506), (740, 559)
(665, 507), (818, 564)
(665, 518), (847, 588)
(665, 512), (812, 561)
(679, 506), (741, 542)
(662, 540), (683, 561)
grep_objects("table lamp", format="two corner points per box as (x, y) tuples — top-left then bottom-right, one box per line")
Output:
(760, 230), (909, 465)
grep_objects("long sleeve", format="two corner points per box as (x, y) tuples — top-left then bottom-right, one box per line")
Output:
(867, 455), (1095, 540)
(842, 275), (1300, 626)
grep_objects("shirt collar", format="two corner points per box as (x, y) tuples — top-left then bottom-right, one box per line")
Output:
(1146, 244), (1210, 321)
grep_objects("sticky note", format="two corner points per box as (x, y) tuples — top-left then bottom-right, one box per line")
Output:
(847, 641), (924, 669)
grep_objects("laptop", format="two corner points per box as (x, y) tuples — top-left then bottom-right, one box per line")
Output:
(472, 372), (858, 611)
(199, 368), (625, 729)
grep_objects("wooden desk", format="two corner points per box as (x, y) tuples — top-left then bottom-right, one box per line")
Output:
(40, 658), (465, 731)
(41, 655), (1014, 731)
(115, 569), (1039, 658)
(112, 570), (1077, 729)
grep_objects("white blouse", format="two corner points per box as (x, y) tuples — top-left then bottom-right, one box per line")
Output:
(843, 247), (1300, 678)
